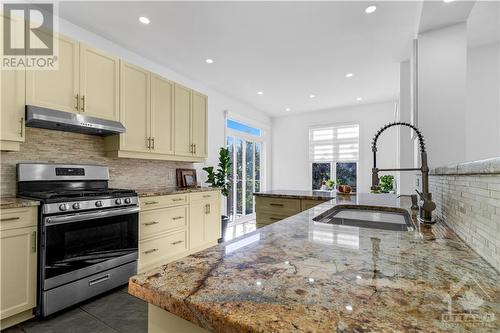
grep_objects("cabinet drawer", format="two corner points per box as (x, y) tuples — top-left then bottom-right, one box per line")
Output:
(256, 211), (291, 228)
(139, 230), (188, 270)
(139, 194), (188, 210)
(139, 206), (187, 240)
(255, 197), (301, 214)
(0, 207), (37, 231)
(190, 191), (220, 202)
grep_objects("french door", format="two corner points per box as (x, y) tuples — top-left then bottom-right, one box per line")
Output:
(226, 136), (262, 222)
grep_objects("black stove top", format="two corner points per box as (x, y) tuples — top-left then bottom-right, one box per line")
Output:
(19, 188), (136, 203)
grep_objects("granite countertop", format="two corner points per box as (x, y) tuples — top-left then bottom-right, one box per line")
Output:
(135, 186), (221, 198)
(0, 197), (40, 209)
(129, 194), (500, 332)
(254, 189), (341, 200)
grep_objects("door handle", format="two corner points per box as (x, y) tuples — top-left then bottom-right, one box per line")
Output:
(151, 137), (155, 150)
(144, 201), (159, 205)
(75, 94), (79, 110)
(171, 240), (183, 245)
(19, 117), (24, 137)
(31, 231), (37, 252)
(172, 198), (183, 202)
(172, 216), (183, 220)
(0, 217), (20, 222)
(144, 221), (159, 226)
(269, 203), (284, 207)
(81, 95), (86, 112)
(144, 248), (159, 255)
(194, 144), (197, 155)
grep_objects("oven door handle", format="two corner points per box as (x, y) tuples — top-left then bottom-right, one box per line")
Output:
(44, 206), (140, 226)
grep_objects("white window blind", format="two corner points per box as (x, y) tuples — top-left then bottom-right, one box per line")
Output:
(309, 124), (359, 162)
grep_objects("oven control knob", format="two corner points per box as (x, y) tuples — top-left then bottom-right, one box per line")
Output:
(124, 198), (132, 204)
(95, 200), (103, 207)
(59, 204), (68, 211)
(72, 203), (81, 210)
(115, 198), (123, 205)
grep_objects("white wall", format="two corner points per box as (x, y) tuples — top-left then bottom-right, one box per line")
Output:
(272, 101), (398, 193)
(56, 17), (272, 189)
(398, 60), (416, 195)
(417, 23), (467, 168)
(465, 42), (500, 161)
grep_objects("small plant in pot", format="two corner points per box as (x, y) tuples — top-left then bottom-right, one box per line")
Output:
(203, 147), (231, 243)
(379, 175), (395, 193)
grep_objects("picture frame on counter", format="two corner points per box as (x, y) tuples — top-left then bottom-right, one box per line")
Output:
(176, 168), (197, 188)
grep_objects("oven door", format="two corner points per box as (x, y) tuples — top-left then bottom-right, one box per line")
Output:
(42, 206), (139, 290)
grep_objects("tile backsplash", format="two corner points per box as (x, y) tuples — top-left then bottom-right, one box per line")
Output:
(0, 128), (193, 196)
(429, 158), (500, 271)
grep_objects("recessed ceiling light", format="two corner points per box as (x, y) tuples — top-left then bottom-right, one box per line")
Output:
(365, 5), (377, 14)
(309, 94), (316, 99)
(345, 73), (354, 78)
(205, 58), (214, 64)
(285, 108), (291, 112)
(257, 91), (263, 95)
(443, 0), (456, 2)
(356, 97), (363, 101)
(345, 305), (353, 311)
(139, 16), (150, 25)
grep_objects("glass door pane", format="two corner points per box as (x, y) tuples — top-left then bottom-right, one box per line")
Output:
(236, 138), (243, 219)
(226, 137), (234, 221)
(245, 141), (254, 215)
(255, 142), (261, 192)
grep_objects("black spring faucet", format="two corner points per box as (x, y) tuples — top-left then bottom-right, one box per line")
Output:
(371, 122), (436, 224)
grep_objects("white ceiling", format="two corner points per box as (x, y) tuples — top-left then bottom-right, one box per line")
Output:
(59, 1), (421, 117)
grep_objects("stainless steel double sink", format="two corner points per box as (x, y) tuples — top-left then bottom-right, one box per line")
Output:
(313, 206), (414, 231)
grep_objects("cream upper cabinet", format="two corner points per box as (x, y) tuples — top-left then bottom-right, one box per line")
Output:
(191, 91), (208, 158)
(1, 68), (25, 150)
(174, 84), (192, 157)
(150, 74), (174, 155)
(79, 44), (119, 120)
(118, 61), (150, 153)
(26, 34), (80, 113)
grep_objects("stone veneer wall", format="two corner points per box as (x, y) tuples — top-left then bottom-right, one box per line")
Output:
(428, 158), (500, 271)
(0, 128), (193, 196)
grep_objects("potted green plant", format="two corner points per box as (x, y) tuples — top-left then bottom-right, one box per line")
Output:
(203, 147), (231, 242)
(379, 175), (395, 193)
(325, 179), (335, 190)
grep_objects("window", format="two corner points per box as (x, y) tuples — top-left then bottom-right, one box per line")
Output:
(309, 124), (359, 190)
(227, 119), (261, 137)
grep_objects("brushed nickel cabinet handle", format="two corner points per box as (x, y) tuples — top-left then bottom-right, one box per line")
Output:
(269, 203), (284, 207)
(151, 137), (155, 150)
(81, 95), (86, 112)
(0, 217), (20, 222)
(171, 240), (183, 245)
(20, 117), (24, 137)
(31, 231), (37, 252)
(144, 201), (159, 205)
(172, 198), (183, 202)
(202, 194), (211, 198)
(172, 216), (183, 220)
(144, 221), (159, 226)
(194, 144), (197, 154)
(269, 217), (281, 221)
(144, 248), (159, 254)
(75, 94), (79, 110)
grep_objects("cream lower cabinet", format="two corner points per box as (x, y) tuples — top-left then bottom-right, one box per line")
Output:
(138, 191), (221, 272)
(255, 196), (327, 228)
(0, 207), (38, 329)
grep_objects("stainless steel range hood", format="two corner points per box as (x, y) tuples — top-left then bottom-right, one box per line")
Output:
(25, 105), (126, 136)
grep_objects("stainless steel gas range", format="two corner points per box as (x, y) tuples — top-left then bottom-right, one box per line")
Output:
(17, 163), (139, 317)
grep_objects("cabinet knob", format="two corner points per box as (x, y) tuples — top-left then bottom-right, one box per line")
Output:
(75, 94), (79, 110)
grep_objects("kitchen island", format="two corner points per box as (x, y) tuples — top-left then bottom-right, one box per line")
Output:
(129, 194), (500, 332)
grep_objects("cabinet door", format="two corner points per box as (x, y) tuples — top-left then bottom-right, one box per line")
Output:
(26, 34), (79, 113)
(79, 44), (119, 120)
(189, 201), (205, 250)
(0, 227), (37, 320)
(1, 68), (25, 144)
(205, 197), (221, 243)
(150, 74), (174, 154)
(119, 61), (150, 153)
(191, 91), (208, 158)
(174, 84), (192, 156)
